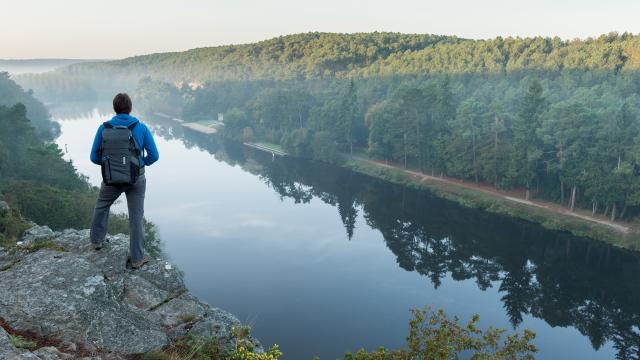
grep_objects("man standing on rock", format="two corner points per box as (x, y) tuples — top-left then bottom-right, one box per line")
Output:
(89, 93), (159, 269)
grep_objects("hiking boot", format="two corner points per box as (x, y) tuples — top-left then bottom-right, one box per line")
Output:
(93, 239), (108, 251)
(131, 255), (151, 269)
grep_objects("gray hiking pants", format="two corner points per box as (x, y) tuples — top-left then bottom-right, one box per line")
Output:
(90, 174), (146, 263)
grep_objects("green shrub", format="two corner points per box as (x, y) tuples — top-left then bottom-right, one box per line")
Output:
(229, 345), (282, 360)
(339, 307), (536, 360)
(26, 240), (65, 253)
(4, 182), (96, 231)
(311, 130), (343, 164)
(0, 207), (30, 244)
(282, 128), (311, 157)
(9, 334), (37, 350)
(147, 325), (282, 360)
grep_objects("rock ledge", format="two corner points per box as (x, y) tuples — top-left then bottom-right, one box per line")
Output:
(0, 226), (260, 359)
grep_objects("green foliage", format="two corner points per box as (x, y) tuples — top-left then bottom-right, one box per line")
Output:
(4, 182), (96, 231)
(0, 90), (97, 235)
(59, 32), (640, 82)
(0, 207), (30, 244)
(282, 128), (311, 157)
(0, 103), (89, 192)
(107, 212), (133, 235)
(223, 108), (250, 140)
(8, 334), (37, 350)
(146, 325), (282, 360)
(64, 32), (462, 81)
(406, 308), (536, 359)
(338, 308), (536, 360)
(173, 334), (223, 359)
(229, 345), (282, 360)
(341, 348), (406, 360)
(136, 77), (185, 116)
(0, 72), (56, 138)
(25, 240), (66, 253)
(178, 71), (640, 219)
(311, 131), (342, 164)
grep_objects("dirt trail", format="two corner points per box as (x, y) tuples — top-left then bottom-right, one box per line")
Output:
(351, 156), (631, 234)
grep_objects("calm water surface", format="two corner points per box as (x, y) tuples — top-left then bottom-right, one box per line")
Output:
(53, 108), (640, 359)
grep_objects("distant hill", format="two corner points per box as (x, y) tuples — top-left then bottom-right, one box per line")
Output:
(59, 32), (463, 81)
(58, 32), (640, 82)
(0, 59), (101, 75)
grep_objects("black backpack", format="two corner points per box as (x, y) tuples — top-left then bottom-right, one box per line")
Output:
(100, 121), (143, 185)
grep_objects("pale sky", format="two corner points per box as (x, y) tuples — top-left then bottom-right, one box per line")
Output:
(2, 0), (640, 59)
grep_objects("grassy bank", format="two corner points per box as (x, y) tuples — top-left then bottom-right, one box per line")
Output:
(344, 158), (640, 251)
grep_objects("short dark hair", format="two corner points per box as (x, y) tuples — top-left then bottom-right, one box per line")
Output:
(113, 93), (132, 114)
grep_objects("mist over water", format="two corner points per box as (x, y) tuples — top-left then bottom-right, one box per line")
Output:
(52, 108), (637, 359)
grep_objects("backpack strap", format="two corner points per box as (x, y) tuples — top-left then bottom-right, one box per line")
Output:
(103, 121), (138, 129)
(100, 122), (112, 155)
(126, 121), (142, 164)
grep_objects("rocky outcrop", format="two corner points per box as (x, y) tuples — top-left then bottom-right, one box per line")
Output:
(0, 226), (261, 359)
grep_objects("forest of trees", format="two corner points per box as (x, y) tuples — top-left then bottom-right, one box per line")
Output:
(16, 32), (640, 221)
(0, 72), (57, 138)
(135, 72), (640, 222)
(53, 32), (640, 81)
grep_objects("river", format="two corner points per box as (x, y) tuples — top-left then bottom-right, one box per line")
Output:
(52, 107), (640, 359)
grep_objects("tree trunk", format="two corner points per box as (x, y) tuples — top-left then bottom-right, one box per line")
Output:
(560, 180), (565, 205)
(570, 185), (577, 212)
(611, 203), (617, 222)
(592, 201), (597, 217)
(618, 154), (621, 169)
(621, 204), (628, 219)
(525, 189), (530, 201)
(604, 205), (610, 217)
(403, 133), (407, 169)
(416, 112), (422, 171)
(349, 142), (353, 155)
(494, 116), (499, 189)
(299, 109), (303, 128)
(472, 128), (478, 183)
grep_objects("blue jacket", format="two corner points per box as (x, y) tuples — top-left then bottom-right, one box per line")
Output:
(90, 113), (159, 166)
